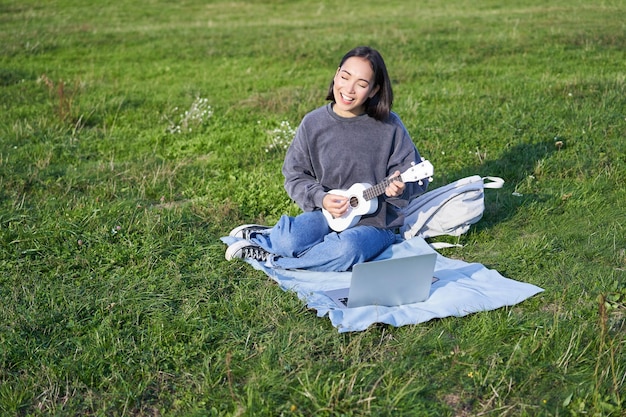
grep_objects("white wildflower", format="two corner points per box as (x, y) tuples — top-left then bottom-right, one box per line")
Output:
(167, 97), (213, 134)
(265, 120), (296, 153)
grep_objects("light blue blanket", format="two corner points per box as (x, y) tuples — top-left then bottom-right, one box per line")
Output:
(221, 236), (544, 333)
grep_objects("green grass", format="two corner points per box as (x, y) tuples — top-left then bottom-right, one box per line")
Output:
(1, 0), (625, 415)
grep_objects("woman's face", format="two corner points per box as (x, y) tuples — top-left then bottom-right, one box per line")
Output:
(332, 56), (380, 118)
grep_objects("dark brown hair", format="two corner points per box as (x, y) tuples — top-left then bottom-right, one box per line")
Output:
(325, 46), (393, 121)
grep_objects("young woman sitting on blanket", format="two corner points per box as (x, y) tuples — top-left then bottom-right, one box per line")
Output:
(225, 46), (429, 272)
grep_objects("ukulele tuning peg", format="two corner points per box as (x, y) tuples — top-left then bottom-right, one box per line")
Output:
(421, 157), (425, 161)
(428, 177), (433, 182)
(410, 161), (416, 166)
(418, 180), (423, 185)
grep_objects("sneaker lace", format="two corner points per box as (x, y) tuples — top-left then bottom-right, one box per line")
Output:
(243, 246), (270, 261)
(242, 226), (268, 240)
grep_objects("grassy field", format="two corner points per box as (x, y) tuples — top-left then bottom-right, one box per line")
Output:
(1, 0), (625, 415)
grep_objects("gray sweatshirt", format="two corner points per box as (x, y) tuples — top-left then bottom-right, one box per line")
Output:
(282, 104), (428, 229)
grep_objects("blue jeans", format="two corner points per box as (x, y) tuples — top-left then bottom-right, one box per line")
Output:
(251, 211), (396, 272)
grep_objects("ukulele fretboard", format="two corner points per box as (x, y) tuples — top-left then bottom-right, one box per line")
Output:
(362, 175), (403, 201)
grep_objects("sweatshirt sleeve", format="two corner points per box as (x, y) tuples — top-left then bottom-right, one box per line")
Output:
(281, 123), (327, 212)
(384, 115), (429, 208)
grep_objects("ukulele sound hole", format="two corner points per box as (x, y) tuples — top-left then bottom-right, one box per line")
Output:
(349, 196), (359, 208)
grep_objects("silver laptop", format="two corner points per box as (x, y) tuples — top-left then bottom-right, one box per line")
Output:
(325, 253), (438, 309)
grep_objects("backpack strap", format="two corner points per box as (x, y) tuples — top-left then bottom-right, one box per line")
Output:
(483, 176), (504, 189)
(429, 242), (464, 249)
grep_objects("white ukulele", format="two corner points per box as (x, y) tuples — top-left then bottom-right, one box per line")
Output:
(322, 159), (434, 232)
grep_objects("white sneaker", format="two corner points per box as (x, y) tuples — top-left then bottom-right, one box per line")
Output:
(228, 224), (271, 240)
(225, 239), (273, 262)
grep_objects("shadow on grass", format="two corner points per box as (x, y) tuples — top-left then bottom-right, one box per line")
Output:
(441, 139), (559, 233)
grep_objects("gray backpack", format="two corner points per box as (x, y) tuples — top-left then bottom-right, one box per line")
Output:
(400, 176), (504, 244)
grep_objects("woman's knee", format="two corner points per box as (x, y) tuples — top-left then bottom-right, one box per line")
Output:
(270, 213), (328, 257)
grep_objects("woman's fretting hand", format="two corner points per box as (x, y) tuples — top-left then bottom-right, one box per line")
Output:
(385, 170), (405, 197)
